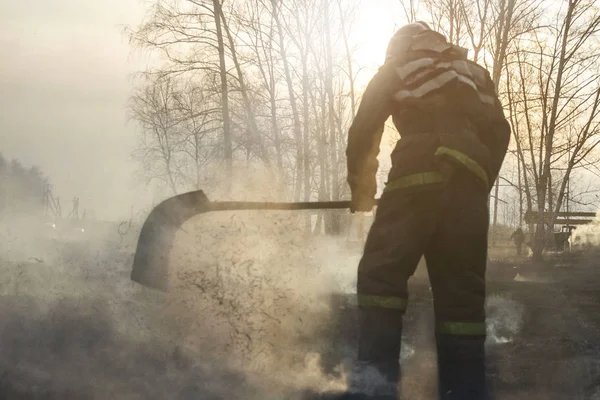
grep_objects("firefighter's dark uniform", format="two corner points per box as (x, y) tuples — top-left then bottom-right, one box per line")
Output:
(345, 23), (510, 399)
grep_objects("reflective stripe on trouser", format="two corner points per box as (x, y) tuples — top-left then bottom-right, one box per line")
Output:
(435, 146), (490, 188)
(357, 294), (407, 310)
(356, 172), (489, 397)
(437, 321), (486, 336)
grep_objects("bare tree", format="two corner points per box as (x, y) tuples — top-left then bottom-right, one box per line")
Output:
(270, 0), (305, 201)
(129, 0), (600, 249)
(129, 75), (182, 194)
(218, 2), (272, 166)
(503, 0), (600, 258)
(212, 0), (234, 189)
(172, 82), (223, 189)
(399, 0), (420, 23)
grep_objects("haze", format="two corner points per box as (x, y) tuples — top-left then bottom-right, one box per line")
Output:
(0, 0), (402, 221)
(1, 0), (146, 220)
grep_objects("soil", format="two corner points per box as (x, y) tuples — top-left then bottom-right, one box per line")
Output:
(322, 250), (600, 399)
(1, 226), (600, 400)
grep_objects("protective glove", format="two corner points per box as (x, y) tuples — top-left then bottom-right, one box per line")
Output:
(350, 184), (376, 213)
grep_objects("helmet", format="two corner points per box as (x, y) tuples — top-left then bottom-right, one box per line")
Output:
(385, 21), (444, 61)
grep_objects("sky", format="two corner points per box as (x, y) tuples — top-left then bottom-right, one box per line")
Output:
(1, 0), (162, 220)
(0, 0), (403, 221)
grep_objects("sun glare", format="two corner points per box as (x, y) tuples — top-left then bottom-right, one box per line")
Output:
(351, 2), (404, 89)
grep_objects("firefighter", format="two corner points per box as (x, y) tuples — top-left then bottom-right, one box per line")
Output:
(343, 22), (511, 399)
(510, 228), (526, 255)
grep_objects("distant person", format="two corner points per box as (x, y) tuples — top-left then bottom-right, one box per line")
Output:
(510, 228), (526, 255)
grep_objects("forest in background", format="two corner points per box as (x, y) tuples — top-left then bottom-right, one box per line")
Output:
(126, 0), (600, 258)
(0, 153), (47, 215)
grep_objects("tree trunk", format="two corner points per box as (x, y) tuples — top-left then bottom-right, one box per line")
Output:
(310, 78), (329, 232)
(336, 0), (356, 117)
(492, 0), (515, 88)
(218, 5), (271, 166)
(324, 0), (341, 234)
(517, 150), (523, 226)
(492, 176), (500, 243)
(301, 53), (311, 232)
(269, 71), (283, 171)
(533, 0), (575, 261)
(547, 171), (555, 249)
(271, 0), (303, 201)
(213, 0), (232, 191)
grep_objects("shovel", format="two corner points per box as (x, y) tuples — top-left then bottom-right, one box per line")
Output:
(131, 189), (377, 292)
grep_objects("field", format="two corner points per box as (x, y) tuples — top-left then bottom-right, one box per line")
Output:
(1, 212), (600, 399)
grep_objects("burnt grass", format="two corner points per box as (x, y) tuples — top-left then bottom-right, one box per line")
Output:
(322, 250), (600, 399)
(2, 246), (600, 399)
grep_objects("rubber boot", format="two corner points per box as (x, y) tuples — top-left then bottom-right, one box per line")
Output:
(345, 307), (403, 399)
(436, 334), (486, 400)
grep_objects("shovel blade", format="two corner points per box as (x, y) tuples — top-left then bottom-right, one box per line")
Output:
(131, 190), (211, 291)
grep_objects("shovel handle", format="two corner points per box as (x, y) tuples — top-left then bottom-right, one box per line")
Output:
(209, 200), (349, 211)
(209, 199), (380, 211)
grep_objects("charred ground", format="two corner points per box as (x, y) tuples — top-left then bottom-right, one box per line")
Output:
(1, 215), (600, 399)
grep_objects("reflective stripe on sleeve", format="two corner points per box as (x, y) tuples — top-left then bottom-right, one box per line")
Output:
(434, 146), (490, 188)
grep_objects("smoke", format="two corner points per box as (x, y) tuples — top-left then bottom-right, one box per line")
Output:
(166, 209), (358, 395)
(1, 205), (533, 399)
(570, 218), (600, 248)
(0, 166), (534, 399)
(0, 189), (365, 400)
(485, 294), (525, 345)
(0, 295), (256, 400)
